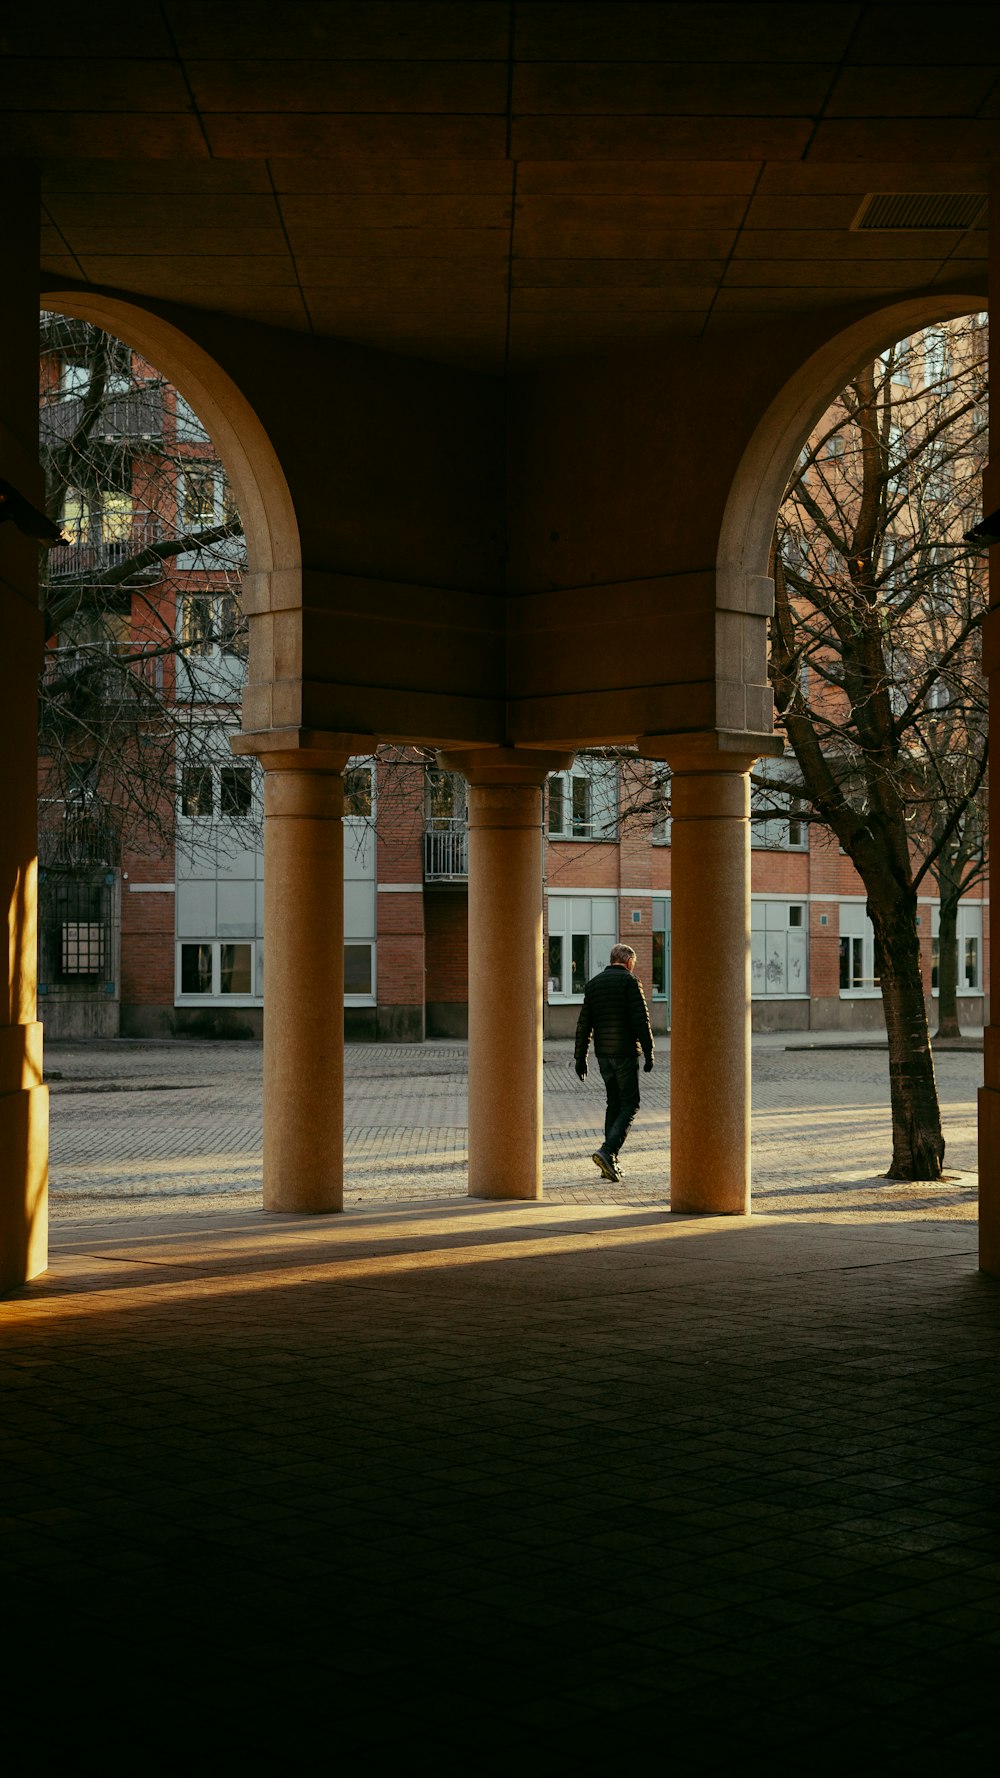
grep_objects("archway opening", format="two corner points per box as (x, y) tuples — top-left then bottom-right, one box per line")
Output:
(722, 297), (988, 1187)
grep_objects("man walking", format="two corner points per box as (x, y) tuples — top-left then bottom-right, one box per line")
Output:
(574, 943), (654, 1182)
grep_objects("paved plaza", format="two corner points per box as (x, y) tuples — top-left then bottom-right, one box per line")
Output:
(45, 1033), (980, 1222)
(4, 1035), (996, 1768)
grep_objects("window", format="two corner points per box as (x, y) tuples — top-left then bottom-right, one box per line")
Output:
(178, 941), (254, 998)
(839, 903), (880, 994)
(175, 466), (243, 569)
(752, 902), (808, 998)
(344, 763), (373, 819)
(220, 944), (252, 994)
(547, 896), (618, 998)
(181, 761), (258, 820)
(931, 903), (983, 994)
(879, 340), (910, 387)
(220, 767), (252, 818)
(61, 486), (87, 543)
(59, 358), (130, 397)
(651, 768), (671, 845)
(181, 766), (213, 818)
(751, 759), (808, 850)
(651, 897), (670, 1001)
(345, 943), (373, 996)
(922, 328), (952, 393)
(425, 767), (466, 827)
(175, 392), (210, 443)
(100, 493), (132, 544)
(180, 942), (213, 995)
(548, 758), (618, 841)
(182, 465), (217, 530)
(181, 590), (247, 660)
(61, 922), (105, 977)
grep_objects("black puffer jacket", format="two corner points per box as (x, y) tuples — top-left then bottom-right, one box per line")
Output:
(575, 965), (654, 1067)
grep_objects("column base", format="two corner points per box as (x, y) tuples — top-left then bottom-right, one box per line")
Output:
(670, 1185), (750, 1217)
(978, 1084), (1000, 1275)
(0, 1084), (48, 1292)
(468, 1185), (542, 1203)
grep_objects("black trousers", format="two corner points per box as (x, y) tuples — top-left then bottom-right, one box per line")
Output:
(598, 1055), (641, 1157)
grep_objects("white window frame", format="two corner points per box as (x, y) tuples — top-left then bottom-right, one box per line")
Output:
(548, 757), (618, 842)
(175, 938), (258, 1005)
(176, 463), (244, 569)
(751, 899), (809, 999)
(344, 940), (377, 1005)
(931, 903), (983, 996)
(651, 896), (670, 1001)
(839, 902), (880, 997)
(178, 759), (257, 823)
(344, 756), (376, 821)
(546, 894), (618, 1002)
(751, 757), (808, 852)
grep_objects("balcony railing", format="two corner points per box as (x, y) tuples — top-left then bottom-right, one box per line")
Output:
(47, 518), (164, 583)
(42, 638), (165, 699)
(39, 384), (164, 446)
(424, 820), (468, 881)
(38, 808), (121, 870)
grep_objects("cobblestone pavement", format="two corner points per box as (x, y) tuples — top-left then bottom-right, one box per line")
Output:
(45, 1036), (980, 1224)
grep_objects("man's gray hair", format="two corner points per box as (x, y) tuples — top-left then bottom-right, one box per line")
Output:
(609, 944), (637, 965)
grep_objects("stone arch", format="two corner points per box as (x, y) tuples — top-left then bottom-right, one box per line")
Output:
(39, 290), (301, 582)
(717, 291), (988, 613)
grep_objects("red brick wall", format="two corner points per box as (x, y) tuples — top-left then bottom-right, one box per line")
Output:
(377, 891), (424, 1007)
(425, 892), (468, 1002)
(121, 884), (176, 1006)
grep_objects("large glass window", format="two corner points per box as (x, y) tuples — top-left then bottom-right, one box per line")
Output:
(752, 901), (808, 998)
(178, 941), (254, 999)
(546, 896), (618, 999)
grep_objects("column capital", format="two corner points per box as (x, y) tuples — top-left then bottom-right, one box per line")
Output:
(230, 726), (373, 776)
(637, 729), (783, 776)
(437, 744), (575, 787)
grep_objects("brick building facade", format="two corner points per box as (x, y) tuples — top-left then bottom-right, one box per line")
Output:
(38, 333), (988, 1044)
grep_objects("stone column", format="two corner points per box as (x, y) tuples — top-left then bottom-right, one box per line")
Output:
(1, 165), (48, 1291)
(439, 748), (573, 1200)
(242, 740), (355, 1213)
(663, 742), (758, 1215)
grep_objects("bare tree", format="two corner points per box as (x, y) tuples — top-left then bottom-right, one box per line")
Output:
(38, 312), (248, 865)
(765, 316), (988, 1179)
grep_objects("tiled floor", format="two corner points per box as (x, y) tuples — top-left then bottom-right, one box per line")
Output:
(3, 1197), (997, 1770)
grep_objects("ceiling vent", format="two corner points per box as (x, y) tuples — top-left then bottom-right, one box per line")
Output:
(852, 192), (987, 231)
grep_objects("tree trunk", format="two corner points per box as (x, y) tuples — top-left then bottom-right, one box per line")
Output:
(934, 894), (962, 1041)
(871, 896), (945, 1179)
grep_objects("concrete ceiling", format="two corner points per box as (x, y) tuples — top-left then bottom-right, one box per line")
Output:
(2, 2), (995, 371)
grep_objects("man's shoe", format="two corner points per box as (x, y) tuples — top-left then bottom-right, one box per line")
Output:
(593, 1148), (617, 1182)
